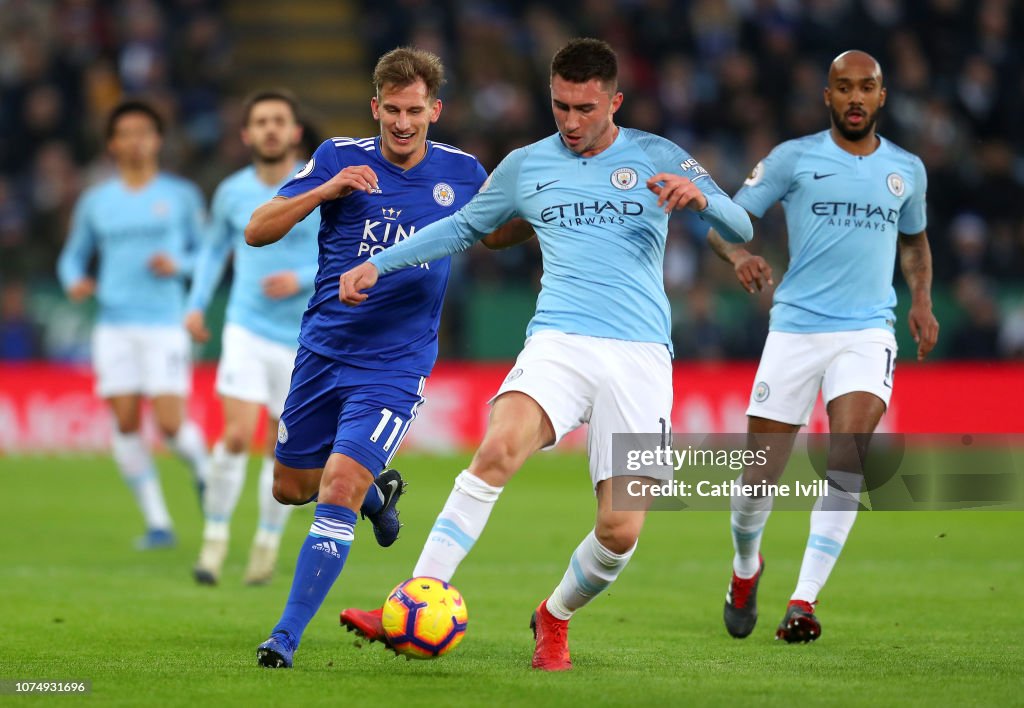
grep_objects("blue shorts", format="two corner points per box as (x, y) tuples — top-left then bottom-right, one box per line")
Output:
(275, 345), (427, 474)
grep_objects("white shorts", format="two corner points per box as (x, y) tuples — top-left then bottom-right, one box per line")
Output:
(92, 324), (191, 398)
(492, 330), (673, 487)
(746, 329), (897, 426)
(216, 323), (297, 418)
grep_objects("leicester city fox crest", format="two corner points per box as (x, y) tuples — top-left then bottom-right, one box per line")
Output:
(433, 182), (455, 206)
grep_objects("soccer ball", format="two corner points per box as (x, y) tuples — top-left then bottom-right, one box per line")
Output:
(381, 577), (468, 659)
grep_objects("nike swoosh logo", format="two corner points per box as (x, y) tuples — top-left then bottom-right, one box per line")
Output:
(536, 180), (559, 191)
(381, 479), (400, 505)
(813, 173), (836, 180)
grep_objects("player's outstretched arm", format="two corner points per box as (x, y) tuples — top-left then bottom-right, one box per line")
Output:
(245, 165), (379, 247)
(899, 230), (939, 360)
(646, 173), (753, 243)
(707, 221), (773, 294)
(339, 262), (378, 306)
(480, 217), (535, 250)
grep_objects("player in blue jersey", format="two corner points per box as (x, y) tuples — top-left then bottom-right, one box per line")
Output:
(709, 51), (940, 643)
(245, 48), (527, 669)
(338, 38), (752, 671)
(185, 90), (322, 586)
(57, 100), (210, 550)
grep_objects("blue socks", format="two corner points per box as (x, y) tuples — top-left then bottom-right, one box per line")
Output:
(271, 503), (356, 646)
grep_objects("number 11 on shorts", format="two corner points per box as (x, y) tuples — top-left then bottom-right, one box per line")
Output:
(370, 408), (404, 451)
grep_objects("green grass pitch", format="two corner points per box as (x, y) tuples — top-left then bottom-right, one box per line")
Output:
(1, 453), (1020, 706)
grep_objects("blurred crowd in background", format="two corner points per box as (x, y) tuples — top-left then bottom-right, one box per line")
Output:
(1, 0), (1022, 362)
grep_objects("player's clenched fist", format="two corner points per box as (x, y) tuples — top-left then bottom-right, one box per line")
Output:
(339, 261), (379, 306)
(317, 165), (379, 201)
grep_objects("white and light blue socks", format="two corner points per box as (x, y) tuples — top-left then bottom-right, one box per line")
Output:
(791, 469), (862, 602)
(167, 419), (209, 486)
(730, 475), (773, 578)
(546, 530), (636, 620)
(112, 430), (172, 531)
(255, 456), (292, 548)
(201, 442), (248, 541)
(412, 470), (503, 581)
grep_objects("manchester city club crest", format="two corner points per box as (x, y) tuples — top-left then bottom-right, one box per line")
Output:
(611, 167), (638, 190)
(433, 182), (455, 206)
(886, 172), (905, 197)
(753, 381), (770, 403)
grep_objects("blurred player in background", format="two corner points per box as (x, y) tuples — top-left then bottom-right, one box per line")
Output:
(57, 100), (209, 550)
(338, 38), (752, 671)
(246, 47), (528, 668)
(708, 50), (939, 642)
(185, 90), (318, 586)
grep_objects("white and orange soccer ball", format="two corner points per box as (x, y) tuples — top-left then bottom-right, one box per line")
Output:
(381, 577), (468, 659)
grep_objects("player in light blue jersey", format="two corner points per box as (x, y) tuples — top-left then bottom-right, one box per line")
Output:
(709, 51), (940, 643)
(338, 38), (752, 671)
(186, 90), (320, 586)
(57, 100), (210, 550)
(247, 48), (527, 669)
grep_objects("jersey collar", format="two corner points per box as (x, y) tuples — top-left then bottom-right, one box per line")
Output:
(374, 136), (435, 176)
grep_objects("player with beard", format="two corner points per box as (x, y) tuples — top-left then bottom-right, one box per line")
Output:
(187, 90), (315, 585)
(707, 50), (940, 642)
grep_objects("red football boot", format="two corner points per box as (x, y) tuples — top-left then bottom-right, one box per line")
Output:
(529, 599), (572, 671)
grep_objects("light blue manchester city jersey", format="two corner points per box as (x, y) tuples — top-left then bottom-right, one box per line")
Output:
(58, 173), (205, 325)
(371, 128), (752, 351)
(734, 130), (927, 333)
(187, 163), (319, 346)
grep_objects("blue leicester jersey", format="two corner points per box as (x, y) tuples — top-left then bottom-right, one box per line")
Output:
(734, 130), (927, 334)
(371, 128), (752, 352)
(57, 173), (205, 326)
(188, 163), (319, 346)
(278, 137), (487, 375)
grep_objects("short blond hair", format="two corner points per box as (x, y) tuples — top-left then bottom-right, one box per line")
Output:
(373, 47), (446, 99)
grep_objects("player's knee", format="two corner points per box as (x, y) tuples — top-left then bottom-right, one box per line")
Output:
(221, 427), (249, 455)
(272, 475), (311, 506)
(319, 465), (371, 508)
(594, 522), (640, 555)
(472, 435), (523, 483)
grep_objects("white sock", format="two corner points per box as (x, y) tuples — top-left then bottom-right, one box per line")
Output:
(412, 470), (503, 582)
(168, 419), (209, 484)
(730, 475), (773, 578)
(546, 530), (636, 620)
(201, 442), (248, 542)
(112, 431), (172, 530)
(255, 456), (292, 548)
(791, 470), (862, 602)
